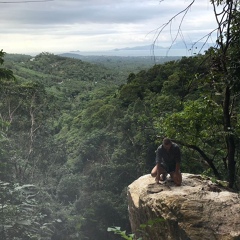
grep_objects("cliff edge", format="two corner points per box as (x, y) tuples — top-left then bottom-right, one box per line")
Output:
(127, 173), (240, 240)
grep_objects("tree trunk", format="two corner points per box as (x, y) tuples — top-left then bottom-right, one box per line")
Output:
(223, 86), (236, 188)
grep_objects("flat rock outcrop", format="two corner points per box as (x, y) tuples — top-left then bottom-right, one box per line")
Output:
(127, 173), (240, 240)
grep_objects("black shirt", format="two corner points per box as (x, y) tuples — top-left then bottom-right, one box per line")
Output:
(155, 143), (181, 173)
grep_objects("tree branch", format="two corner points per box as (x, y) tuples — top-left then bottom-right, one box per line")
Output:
(151, 0), (195, 57)
(172, 139), (221, 179)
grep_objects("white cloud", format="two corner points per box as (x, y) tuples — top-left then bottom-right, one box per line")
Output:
(0, 0), (218, 54)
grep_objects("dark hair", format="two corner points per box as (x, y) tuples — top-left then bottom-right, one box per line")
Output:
(163, 137), (172, 145)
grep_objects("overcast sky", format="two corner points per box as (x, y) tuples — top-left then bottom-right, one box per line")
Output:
(0, 0), (217, 55)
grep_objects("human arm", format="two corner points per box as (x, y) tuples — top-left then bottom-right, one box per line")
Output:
(155, 163), (161, 183)
(172, 146), (182, 186)
(174, 144), (181, 172)
(172, 162), (182, 186)
(175, 162), (180, 172)
(155, 147), (162, 182)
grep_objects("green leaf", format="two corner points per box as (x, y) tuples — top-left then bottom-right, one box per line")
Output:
(16, 220), (31, 226)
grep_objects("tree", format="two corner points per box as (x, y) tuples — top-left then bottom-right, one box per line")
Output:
(0, 50), (15, 80)
(0, 50), (16, 181)
(210, 0), (240, 188)
(154, 0), (240, 188)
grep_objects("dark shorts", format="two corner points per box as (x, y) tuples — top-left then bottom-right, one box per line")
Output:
(160, 163), (175, 173)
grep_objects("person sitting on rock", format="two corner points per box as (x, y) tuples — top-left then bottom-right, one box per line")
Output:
(151, 137), (182, 186)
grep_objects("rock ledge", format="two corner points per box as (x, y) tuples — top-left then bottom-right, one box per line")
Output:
(127, 173), (240, 240)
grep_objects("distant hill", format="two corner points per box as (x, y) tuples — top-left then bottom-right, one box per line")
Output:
(68, 41), (215, 57)
(170, 41), (215, 50)
(58, 53), (181, 73)
(113, 45), (165, 51)
(113, 42), (215, 51)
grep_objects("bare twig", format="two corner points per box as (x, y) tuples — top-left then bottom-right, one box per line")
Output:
(150, 0), (195, 58)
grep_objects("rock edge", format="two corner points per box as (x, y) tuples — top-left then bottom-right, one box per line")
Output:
(127, 173), (240, 240)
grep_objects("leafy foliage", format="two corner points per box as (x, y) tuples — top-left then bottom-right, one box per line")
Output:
(107, 226), (137, 240)
(1, 31), (240, 240)
(0, 181), (55, 240)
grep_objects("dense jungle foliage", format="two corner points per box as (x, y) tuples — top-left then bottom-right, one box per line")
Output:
(1, 2), (240, 235)
(0, 46), (239, 239)
(0, 52), (185, 240)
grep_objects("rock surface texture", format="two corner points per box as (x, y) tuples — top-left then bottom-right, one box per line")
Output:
(127, 173), (240, 240)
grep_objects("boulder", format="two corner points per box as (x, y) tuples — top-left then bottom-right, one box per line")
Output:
(127, 173), (240, 240)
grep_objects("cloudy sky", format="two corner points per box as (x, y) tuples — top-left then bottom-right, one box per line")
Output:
(0, 0), (217, 55)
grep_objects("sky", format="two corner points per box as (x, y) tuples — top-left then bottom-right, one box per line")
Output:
(0, 0), (218, 55)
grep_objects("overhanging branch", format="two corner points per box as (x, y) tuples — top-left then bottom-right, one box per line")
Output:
(172, 139), (221, 179)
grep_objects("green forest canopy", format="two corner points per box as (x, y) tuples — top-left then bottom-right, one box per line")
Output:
(0, 0), (240, 240)
(0, 1), (240, 237)
(0, 47), (239, 239)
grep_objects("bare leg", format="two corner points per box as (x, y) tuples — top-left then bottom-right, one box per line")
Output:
(151, 165), (167, 183)
(170, 171), (182, 186)
(151, 165), (158, 177)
